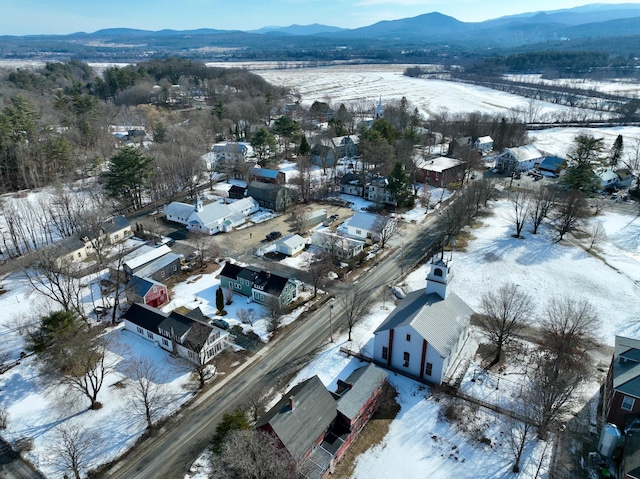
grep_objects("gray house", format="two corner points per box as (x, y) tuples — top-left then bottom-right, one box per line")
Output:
(132, 252), (182, 283)
(340, 173), (366, 197)
(247, 181), (293, 212)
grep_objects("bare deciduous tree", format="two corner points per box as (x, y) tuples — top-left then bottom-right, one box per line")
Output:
(265, 297), (285, 334)
(42, 326), (116, 410)
(529, 351), (584, 438)
(539, 297), (599, 366)
(125, 355), (169, 429)
(587, 220), (607, 251)
(372, 214), (397, 249)
(289, 206), (310, 234)
(237, 308), (258, 326)
(478, 282), (535, 368)
(509, 190), (531, 238)
(554, 190), (589, 241)
(23, 246), (84, 320)
(289, 155), (314, 202)
(508, 413), (537, 473)
(529, 185), (557, 235)
(50, 424), (103, 479)
(340, 287), (369, 342)
(209, 429), (297, 479)
(241, 386), (268, 424)
(306, 252), (332, 298)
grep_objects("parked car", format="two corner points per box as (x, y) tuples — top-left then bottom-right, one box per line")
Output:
(211, 319), (229, 330)
(266, 231), (282, 241)
(155, 236), (175, 247)
(323, 214), (340, 227)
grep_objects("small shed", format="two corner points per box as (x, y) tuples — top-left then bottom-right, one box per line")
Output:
(276, 234), (306, 257)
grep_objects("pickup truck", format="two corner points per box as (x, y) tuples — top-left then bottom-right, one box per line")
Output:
(266, 231), (282, 241)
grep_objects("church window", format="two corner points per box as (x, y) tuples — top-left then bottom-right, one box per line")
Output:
(434, 268), (443, 277)
(425, 362), (433, 376)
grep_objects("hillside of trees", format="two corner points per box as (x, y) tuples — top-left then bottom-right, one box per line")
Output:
(0, 58), (288, 194)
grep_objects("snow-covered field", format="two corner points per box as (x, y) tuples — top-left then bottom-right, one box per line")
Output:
(254, 64), (588, 120)
(505, 74), (640, 98)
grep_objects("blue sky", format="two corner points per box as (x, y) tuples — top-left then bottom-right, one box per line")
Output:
(0, 0), (633, 35)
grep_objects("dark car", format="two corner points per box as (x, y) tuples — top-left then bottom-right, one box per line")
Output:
(266, 231), (282, 241)
(211, 319), (229, 330)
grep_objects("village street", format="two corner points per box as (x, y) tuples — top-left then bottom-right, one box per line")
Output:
(97, 213), (439, 479)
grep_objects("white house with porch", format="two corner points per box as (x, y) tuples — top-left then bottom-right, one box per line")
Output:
(372, 255), (472, 385)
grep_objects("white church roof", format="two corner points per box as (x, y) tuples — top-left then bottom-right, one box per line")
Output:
(374, 290), (473, 358)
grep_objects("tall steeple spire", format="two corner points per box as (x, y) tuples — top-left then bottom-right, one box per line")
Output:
(376, 96), (383, 118)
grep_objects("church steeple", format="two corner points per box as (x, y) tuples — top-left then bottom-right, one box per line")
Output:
(375, 96), (383, 118)
(425, 252), (453, 300)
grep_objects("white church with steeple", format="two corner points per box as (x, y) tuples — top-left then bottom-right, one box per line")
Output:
(372, 254), (472, 385)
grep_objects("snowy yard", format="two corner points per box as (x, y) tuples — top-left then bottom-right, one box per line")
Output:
(1, 317), (196, 479)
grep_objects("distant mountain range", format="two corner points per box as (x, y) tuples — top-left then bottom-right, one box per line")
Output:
(3, 3), (640, 62)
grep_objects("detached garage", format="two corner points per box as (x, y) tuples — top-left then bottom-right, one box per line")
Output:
(276, 234), (306, 257)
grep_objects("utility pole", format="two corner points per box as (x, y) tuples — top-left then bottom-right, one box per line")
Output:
(329, 303), (334, 342)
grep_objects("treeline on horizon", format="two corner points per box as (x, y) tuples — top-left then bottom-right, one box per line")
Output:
(462, 51), (636, 78)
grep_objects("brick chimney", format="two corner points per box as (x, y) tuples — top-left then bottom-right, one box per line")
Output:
(289, 395), (295, 411)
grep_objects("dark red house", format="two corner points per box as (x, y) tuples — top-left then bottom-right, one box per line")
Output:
(416, 156), (464, 187)
(256, 364), (387, 479)
(126, 276), (169, 308)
